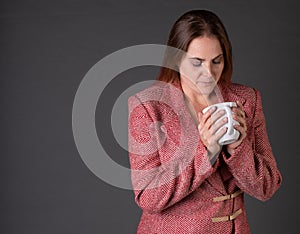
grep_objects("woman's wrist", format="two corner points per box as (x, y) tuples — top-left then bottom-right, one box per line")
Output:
(225, 136), (247, 157)
(226, 147), (234, 156)
(223, 145), (238, 158)
(207, 145), (222, 161)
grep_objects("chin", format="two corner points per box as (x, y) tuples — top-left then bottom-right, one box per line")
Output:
(196, 85), (216, 96)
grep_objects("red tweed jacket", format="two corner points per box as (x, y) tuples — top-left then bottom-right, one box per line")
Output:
(128, 81), (282, 234)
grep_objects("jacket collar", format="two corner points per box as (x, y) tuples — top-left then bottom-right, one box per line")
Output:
(218, 82), (246, 106)
(165, 80), (246, 195)
(168, 80), (246, 106)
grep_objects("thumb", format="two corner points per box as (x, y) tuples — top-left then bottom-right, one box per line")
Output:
(197, 111), (203, 121)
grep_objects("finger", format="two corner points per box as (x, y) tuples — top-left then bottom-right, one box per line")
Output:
(213, 126), (228, 143)
(200, 106), (217, 121)
(237, 101), (246, 118)
(198, 111), (203, 120)
(232, 101), (244, 112)
(210, 116), (228, 135)
(198, 106), (215, 125)
(232, 113), (246, 126)
(236, 100), (244, 110)
(205, 126), (226, 147)
(198, 106), (217, 130)
(199, 115), (226, 146)
(232, 112), (242, 122)
(205, 109), (226, 130)
(232, 106), (244, 118)
(234, 124), (247, 136)
(237, 109), (245, 118)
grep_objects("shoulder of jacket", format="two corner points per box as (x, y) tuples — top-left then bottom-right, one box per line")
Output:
(228, 82), (258, 99)
(129, 81), (182, 104)
(135, 84), (164, 101)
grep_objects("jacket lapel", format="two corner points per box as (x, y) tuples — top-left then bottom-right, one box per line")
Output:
(206, 83), (246, 195)
(160, 82), (246, 195)
(218, 83), (246, 106)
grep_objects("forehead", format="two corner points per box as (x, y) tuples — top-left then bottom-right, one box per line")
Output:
(187, 36), (222, 58)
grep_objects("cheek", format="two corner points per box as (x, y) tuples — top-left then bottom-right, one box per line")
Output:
(213, 64), (224, 78)
(179, 61), (198, 81)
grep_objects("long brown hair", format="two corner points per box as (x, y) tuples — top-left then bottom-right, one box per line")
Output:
(158, 9), (232, 85)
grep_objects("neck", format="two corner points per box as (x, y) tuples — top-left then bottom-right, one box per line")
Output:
(184, 90), (219, 114)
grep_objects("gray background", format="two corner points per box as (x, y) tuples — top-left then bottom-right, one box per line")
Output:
(1, 0), (299, 233)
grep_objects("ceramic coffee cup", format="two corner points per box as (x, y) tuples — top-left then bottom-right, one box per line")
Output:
(202, 102), (240, 145)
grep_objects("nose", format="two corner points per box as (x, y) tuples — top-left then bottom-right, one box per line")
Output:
(201, 62), (213, 78)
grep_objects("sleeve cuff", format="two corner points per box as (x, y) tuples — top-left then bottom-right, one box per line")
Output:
(222, 138), (253, 168)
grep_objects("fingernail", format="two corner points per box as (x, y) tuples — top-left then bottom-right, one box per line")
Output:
(210, 106), (216, 112)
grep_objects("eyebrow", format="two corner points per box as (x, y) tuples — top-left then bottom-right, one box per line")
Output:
(189, 54), (223, 61)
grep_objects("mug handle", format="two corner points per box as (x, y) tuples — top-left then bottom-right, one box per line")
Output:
(224, 106), (234, 135)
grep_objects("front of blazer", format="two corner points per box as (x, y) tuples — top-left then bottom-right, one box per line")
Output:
(128, 81), (282, 234)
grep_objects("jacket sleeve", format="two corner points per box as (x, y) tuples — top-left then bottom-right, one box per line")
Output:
(222, 89), (282, 201)
(128, 95), (218, 213)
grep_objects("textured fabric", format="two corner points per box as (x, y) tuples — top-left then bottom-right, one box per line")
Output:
(128, 81), (282, 234)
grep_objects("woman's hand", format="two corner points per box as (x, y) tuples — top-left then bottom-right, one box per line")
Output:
(197, 107), (228, 159)
(226, 101), (247, 155)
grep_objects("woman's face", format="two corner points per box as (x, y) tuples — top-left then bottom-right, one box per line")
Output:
(179, 36), (224, 97)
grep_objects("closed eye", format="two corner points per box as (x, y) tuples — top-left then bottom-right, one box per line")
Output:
(189, 54), (223, 66)
(190, 58), (203, 67)
(212, 55), (223, 64)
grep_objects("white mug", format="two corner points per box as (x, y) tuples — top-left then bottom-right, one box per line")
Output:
(202, 102), (240, 145)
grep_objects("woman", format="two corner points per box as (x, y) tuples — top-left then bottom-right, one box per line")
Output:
(128, 9), (282, 234)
